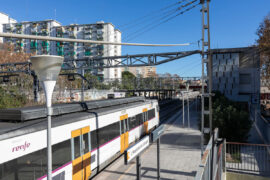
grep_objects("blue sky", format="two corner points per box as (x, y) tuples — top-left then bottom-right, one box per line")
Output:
(1, 0), (270, 77)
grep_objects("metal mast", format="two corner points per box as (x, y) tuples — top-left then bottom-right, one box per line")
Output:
(200, 0), (212, 156)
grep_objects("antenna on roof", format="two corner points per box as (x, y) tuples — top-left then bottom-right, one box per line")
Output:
(54, 9), (57, 20)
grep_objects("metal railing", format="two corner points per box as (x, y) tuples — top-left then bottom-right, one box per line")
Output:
(226, 142), (270, 176)
(195, 128), (226, 180)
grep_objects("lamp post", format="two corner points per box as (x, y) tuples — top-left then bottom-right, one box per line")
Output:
(30, 55), (63, 180)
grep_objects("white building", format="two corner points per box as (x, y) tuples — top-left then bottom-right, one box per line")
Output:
(212, 47), (260, 103)
(3, 20), (61, 54)
(0, 12), (17, 42)
(55, 21), (122, 79)
(1, 17), (122, 80)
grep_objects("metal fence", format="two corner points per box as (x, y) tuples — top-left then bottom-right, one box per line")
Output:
(226, 142), (270, 176)
(195, 128), (226, 180)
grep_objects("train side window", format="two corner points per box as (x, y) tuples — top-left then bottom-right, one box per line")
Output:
(136, 113), (143, 125)
(125, 118), (129, 131)
(91, 130), (97, 150)
(83, 133), (90, 154)
(52, 139), (71, 171)
(74, 136), (81, 159)
(120, 120), (125, 134)
(0, 148), (46, 180)
(148, 109), (155, 120)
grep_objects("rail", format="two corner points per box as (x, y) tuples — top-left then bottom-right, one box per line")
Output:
(226, 142), (270, 176)
(195, 128), (225, 180)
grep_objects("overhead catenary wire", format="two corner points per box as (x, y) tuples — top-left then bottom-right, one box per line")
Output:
(99, 0), (199, 59)
(120, 0), (188, 31)
(125, 0), (200, 42)
(119, 0), (187, 29)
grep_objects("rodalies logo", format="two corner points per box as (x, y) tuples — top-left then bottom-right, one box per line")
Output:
(12, 141), (30, 152)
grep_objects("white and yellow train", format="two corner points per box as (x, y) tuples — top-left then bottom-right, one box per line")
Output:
(0, 97), (159, 180)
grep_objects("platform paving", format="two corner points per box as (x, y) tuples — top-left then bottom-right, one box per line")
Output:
(93, 101), (201, 180)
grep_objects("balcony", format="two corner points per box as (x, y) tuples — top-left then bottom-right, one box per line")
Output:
(96, 24), (103, 29)
(85, 50), (91, 56)
(30, 41), (37, 50)
(42, 41), (49, 47)
(97, 37), (103, 41)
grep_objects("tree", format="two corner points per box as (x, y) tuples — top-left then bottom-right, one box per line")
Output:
(0, 43), (33, 64)
(257, 14), (270, 84)
(199, 91), (252, 142)
(121, 71), (136, 90)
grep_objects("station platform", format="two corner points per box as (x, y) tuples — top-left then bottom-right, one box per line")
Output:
(93, 102), (201, 180)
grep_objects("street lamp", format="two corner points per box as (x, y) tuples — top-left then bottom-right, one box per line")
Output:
(30, 55), (63, 180)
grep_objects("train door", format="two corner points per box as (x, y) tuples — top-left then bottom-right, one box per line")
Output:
(143, 108), (148, 134)
(71, 126), (91, 180)
(120, 114), (129, 153)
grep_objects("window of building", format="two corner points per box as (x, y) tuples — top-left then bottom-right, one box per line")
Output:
(239, 74), (251, 85)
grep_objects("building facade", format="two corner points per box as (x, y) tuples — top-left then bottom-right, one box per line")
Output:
(0, 12), (17, 43)
(1, 15), (122, 79)
(54, 22), (122, 79)
(125, 66), (157, 78)
(3, 20), (61, 54)
(212, 47), (260, 103)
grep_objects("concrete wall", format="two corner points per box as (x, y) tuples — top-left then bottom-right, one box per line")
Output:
(37, 89), (126, 103)
(212, 47), (260, 103)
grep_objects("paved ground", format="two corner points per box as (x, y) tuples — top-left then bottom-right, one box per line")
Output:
(93, 101), (201, 180)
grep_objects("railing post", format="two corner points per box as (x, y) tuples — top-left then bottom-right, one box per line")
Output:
(223, 139), (226, 174)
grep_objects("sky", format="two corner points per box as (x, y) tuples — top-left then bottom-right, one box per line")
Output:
(1, 0), (270, 77)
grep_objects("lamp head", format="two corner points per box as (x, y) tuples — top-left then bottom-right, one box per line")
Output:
(30, 55), (64, 81)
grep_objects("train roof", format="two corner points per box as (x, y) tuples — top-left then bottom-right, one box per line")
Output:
(0, 97), (157, 141)
(0, 96), (146, 122)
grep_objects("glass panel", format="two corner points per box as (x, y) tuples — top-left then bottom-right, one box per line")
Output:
(74, 136), (81, 159)
(121, 120), (125, 134)
(91, 130), (97, 150)
(83, 133), (89, 154)
(52, 140), (71, 171)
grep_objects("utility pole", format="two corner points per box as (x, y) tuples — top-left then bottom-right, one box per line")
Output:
(200, 0), (212, 156)
(81, 68), (85, 102)
(182, 92), (185, 127)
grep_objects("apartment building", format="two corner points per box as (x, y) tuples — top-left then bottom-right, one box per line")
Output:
(55, 22), (121, 79)
(0, 13), (122, 79)
(212, 47), (260, 103)
(3, 20), (61, 54)
(0, 12), (17, 42)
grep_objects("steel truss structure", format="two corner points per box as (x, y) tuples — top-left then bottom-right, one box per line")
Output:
(63, 50), (200, 69)
(0, 50), (200, 73)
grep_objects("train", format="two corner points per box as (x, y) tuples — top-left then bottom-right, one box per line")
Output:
(0, 97), (159, 180)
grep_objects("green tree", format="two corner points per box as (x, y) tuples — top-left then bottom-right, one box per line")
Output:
(200, 91), (252, 142)
(257, 13), (270, 86)
(121, 71), (136, 90)
(0, 86), (27, 109)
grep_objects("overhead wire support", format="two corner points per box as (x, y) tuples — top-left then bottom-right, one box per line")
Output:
(0, 32), (190, 47)
(200, 0), (212, 158)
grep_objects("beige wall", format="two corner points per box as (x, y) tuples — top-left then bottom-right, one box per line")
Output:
(124, 66), (157, 78)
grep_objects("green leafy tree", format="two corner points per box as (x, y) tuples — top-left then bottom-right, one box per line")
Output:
(257, 13), (270, 86)
(121, 71), (136, 90)
(200, 91), (252, 142)
(0, 86), (27, 109)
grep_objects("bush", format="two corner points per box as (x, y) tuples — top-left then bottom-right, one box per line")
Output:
(0, 86), (27, 109)
(200, 91), (252, 142)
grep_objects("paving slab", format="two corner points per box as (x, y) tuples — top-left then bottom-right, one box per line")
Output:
(93, 102), (201, 180)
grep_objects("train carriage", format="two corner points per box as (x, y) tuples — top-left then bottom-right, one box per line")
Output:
(0, 97), (159, 180)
